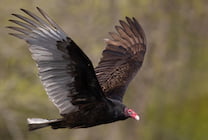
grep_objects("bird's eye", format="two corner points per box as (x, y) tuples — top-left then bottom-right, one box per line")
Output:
(127, 109), (133, 114)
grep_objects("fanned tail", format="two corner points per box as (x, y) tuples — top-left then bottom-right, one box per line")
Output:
(27, 118), (66, 131)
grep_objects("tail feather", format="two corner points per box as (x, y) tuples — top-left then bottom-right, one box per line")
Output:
(27, 118), (65, 131)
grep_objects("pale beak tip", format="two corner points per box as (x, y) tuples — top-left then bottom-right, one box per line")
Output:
(135, 115), (140, 120)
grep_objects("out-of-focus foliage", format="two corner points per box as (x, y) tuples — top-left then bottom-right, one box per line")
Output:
(1, 0), (208, 140)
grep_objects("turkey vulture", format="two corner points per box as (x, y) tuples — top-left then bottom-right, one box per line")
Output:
(8, 7), (146, 131)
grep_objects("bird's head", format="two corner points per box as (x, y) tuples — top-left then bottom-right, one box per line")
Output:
(124, 108), (140, 120)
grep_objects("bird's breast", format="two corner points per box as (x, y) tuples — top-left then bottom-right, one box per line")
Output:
(63, 102), (123, 128)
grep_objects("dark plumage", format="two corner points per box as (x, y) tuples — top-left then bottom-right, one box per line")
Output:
(8, 7), (147, 131)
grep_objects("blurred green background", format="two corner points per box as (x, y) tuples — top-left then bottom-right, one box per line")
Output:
(1, 0), (208, 140)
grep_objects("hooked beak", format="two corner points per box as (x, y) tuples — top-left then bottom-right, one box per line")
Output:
(134, 115), (140, 120)
(126, 109), (140, 121)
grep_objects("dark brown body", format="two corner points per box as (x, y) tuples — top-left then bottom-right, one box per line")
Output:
(53, 99), (128, 129)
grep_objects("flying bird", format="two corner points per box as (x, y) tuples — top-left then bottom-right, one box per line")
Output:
(8, 7), (146, 131)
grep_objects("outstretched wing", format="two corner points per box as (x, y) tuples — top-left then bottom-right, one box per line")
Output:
(95, 17), (146, 101)
(8, 7), (104, 115)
